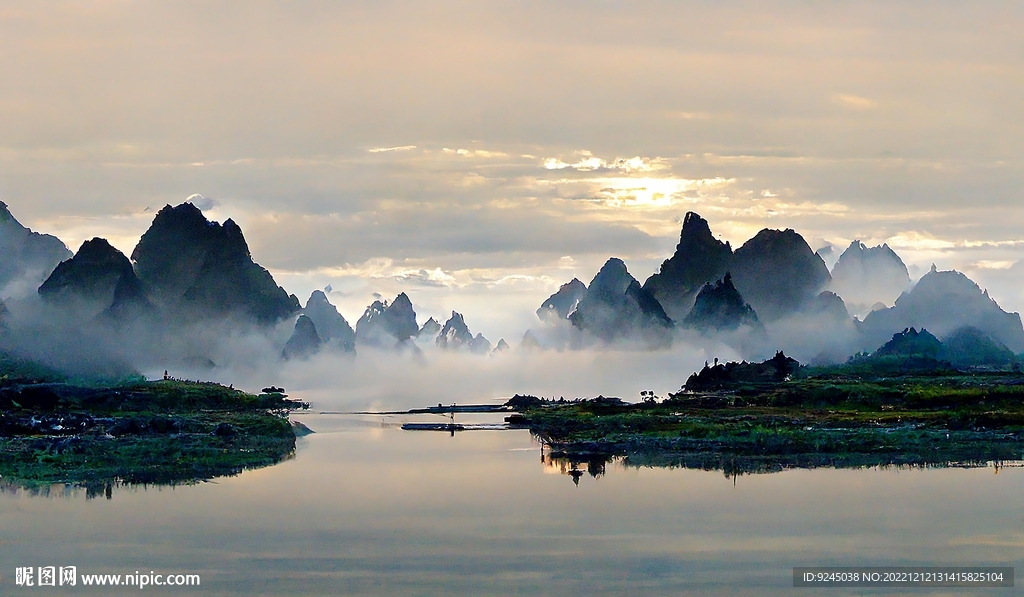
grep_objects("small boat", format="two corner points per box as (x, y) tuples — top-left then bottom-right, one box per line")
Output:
(401, 422), (465, 432)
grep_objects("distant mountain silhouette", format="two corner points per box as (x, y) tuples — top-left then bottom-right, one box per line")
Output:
(39, 238), (152, 320)
(682, 273), (760, 331)
(436, 311), (473, 349)
(469, 333), (492, 355)
(0, 202), (71, 295)
(492, 338), (510, 354)
(830, 241), (910, 313)
(940, 326), (1018, 369)
(131, 202), (299, 324)
(434, 311), (490, 353)
(537, 278), (587, 323)
(418, 317), (441, 339)
(303, 290), (355, 352)
(282, 315), (322, 360)
(355, 292), (418, 348)
(804, 291), (851, 322)
(872, 327), (942, 359)
(643, 212), (732, 321)
(570, 258), (673, 342)
(859, 267), (1024, 353)
(730, 229), (831, 321)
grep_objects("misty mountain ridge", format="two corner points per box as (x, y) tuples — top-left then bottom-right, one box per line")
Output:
(1, 199), (1022, 378)
(0, 201), (72, 299)
(640, 213), (831, 322)
(643, 212), (732, 321)
(355, 292), (419, 349)
(38, 238), (153, 321)
(682, 273), (761, 332)
(569, 258), (673, 345)
(537, 278), (587, 323)
(282, 315), (322, 360)
(730, 228), (832, 322)
(859, 266), (1024, 354)
(303, 290), (355, 352)
(829, 241), (910, 315)
(435, 311), (492, 354)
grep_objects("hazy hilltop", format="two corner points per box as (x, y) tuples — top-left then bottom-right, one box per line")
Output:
(570, 257), (673, 344)
(730, 228), (832, 322)
(643, 212), (732, 321)
(829, 241), (910, 314)
(537, 278), (587, 323)
(682, 273), (760, 332)
(0, 202), (71, 298)
(355, 292), (419, 349)
(38, 238), (151, 320)
(303, 290), (355, 352)
(859, 267), (1024, 353)
(640, 214), (831, 323)
(131, 202), (299, 324)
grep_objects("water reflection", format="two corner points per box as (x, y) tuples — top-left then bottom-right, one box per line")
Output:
(541, 443), (1024, 486)
(2, 415), (1023, 596)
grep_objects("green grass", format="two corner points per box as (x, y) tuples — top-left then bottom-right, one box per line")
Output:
(518, 369), (1024, 475)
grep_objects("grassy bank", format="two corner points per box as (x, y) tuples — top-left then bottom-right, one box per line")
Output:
(514, 369), (1024, 476)
(0, 372), (308, 491)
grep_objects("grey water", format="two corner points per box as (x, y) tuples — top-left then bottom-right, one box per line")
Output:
(1, 411), (1022, 596)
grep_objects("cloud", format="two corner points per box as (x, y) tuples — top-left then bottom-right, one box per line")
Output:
(185, 193), (218, 211)
(368, 145), (417, 153)
(542, 151), (666, 173)
(832, 93), (878, 111)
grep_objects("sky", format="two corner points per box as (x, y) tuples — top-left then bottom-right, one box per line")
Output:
(1, 1), (1022, 343)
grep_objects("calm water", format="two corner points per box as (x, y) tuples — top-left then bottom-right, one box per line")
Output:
(1, 411), (1022, 596)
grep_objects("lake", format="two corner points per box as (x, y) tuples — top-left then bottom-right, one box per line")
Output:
(1, 410), (1021, 596)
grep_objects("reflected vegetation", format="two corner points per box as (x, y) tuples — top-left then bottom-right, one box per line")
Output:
(541, 444), (1024, 485)
(518, 354), (1024, 484)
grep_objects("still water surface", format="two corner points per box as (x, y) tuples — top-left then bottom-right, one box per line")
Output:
(1, 412), (1022, 595)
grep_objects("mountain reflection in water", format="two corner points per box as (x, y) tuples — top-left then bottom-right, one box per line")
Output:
(0, 413), (1021, 596)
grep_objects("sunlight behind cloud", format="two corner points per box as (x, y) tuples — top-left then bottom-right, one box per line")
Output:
(832, 93), (878, 111)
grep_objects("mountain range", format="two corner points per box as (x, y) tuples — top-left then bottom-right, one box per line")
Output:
(0, 201), (1021, 373)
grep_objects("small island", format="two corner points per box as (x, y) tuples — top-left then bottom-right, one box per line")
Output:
(510, 335), (1024, 477)
(0, 352), (308, 496)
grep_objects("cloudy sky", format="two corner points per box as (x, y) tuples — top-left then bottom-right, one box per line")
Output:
(2, 1), (1022, 341)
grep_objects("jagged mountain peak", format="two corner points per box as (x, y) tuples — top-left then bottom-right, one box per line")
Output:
(355, 293), (419, 347)
(130, 201), (298, 324)
(859, 268), (1024, 353)
(303, 290), (355, 350)
(683, 272), (760, 331)
(537, 278), (587, 323)
(38, 237), (151, 320)
(643, 211), (732, 321)
(570, 257), (673, 343)
(0, 202), (72, 295)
